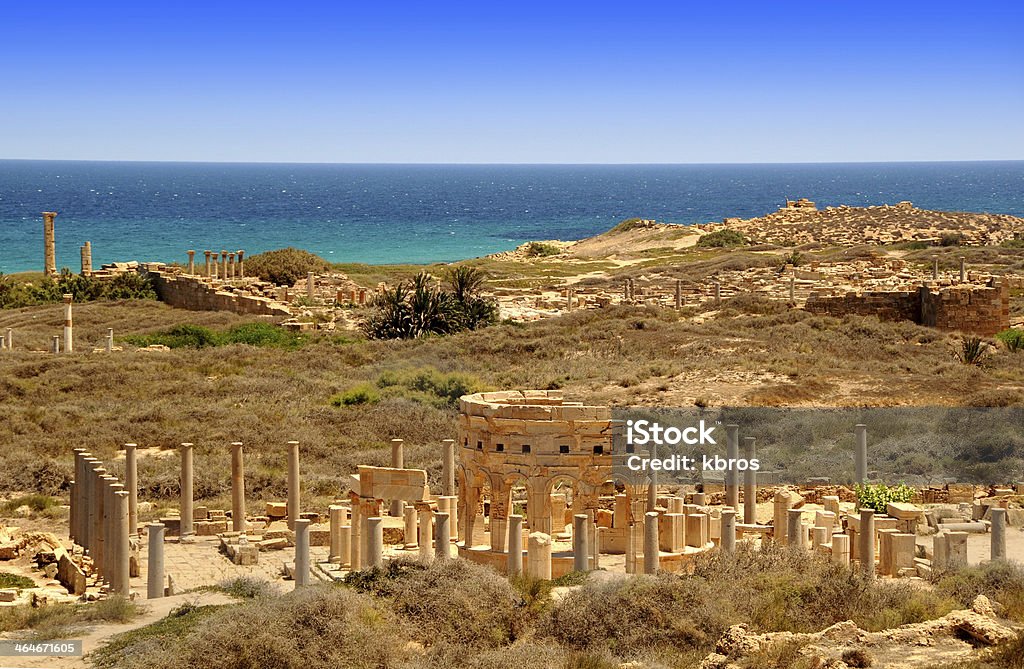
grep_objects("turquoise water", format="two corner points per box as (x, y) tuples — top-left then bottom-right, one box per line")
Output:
(1, 160), (1022, 274)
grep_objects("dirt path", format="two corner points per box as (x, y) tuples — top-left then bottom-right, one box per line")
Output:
(2, 591), (233, 669)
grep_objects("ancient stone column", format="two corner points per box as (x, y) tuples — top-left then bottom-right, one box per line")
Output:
(831, 533), (850, 565)
(714, 281), (722, 305)
(507, 514), (524, 576)
(103, 479), (120, 585)
(403, 506), (417, 549)
(112, 490), (130, 595)
(179, 443), (194, 537)
(743, 437), (757, 524)
(350, 494), (362, 569)
(204, 250), (212, 277)
(418, 507), (434, 564)
(84, 242), (92, 275)
(625, 520), (639, 574)
(106, 328), (114, 353)
(773, 490), (792, 545)
(812, 526), (829, 551)
(187, 250), (195, 275)
(5, 328), (11, 350)
(70, 449), (85, 543)
(527, 532), (552, 579)
(674, 279), (682, 309)
(220, 250), (228, 280)
(81, 456), (97, 552)
(721, 508), (737, 554)
(147, 523), (165, 599)
(644, 512), (660, 574)
(366, 517), (384, 569)
(859, 508), (875, 577)
(294, 519), (310, 587)
(307, 272), (315, 299)
(435, 512), (451, 559)
(948, 531), (968, 569)
(787, 508), (804, 549)
(932, 533), (949, 571)
(442, 439), (456, 496)
(623, 280), (629, 301)
(124, 443), (138, 535)
(693, 492), (707, 506)
(587, 508), (598, 569)
(287, 441), (300, 530)
(932, 258), (939, 280)
(80, 244), (89, 275)
(237, 251), (245, 278)
(228, 252), (236, 279)
(854, 424), (868, 484)
(991, 508), (1007, 561)
(789, 275), (795, 302)
(51, 335), (60, 354)
(390, 438), (405, 517)
(959, 256), (966, 282)
(440, 495), (458, 542)
(230, 442), (246, 532)
(572, 514), (588, 572)
(90, 465), (108, 572)
(329, 505), (346, 562)
(42, 212), (57, 277)
(62, 294), (73, 353)
(725, 425), (740, 512)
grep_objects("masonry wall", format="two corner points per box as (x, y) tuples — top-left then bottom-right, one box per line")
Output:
(804, 282), (1010, 336)
(143, 268), (292, 318)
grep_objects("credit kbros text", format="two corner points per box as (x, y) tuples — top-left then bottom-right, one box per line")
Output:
(624, 419), (760, 473)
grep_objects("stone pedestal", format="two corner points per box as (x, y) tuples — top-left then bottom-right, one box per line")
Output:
(948, 531), (968, 568)
(787, 508), (805, 549)
(831, 533), (850, 565)
(403, 506), (418, 549)
(147, 523), (165, 599)
(721, 509), (737, 554)
(774, 490), (793, 545)
(527, 532), (552, 579)
(418, 507), (434, 564)
(329, 505), (346, 562)
(686, 514), (708, 548)
(435, 512), (451, 559)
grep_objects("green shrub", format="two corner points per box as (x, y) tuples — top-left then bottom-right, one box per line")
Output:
(374, 367), (487, 408)
(123, 323), (305, 350)
(938, 232), (964, 247)
(331, 383), (381, 407)
(697, 229), (746, 248)
(955, 336), (990, 365)
(1001, 237), (1024, 249)
(124, 324), (220, 349)
(1, 494), (57, 514)
(523, 241), (562, 257)
(219, 576), (274, 599)
(997, 328), (1024, 353)
(855, 483), (915, 513)
(0, 573), (35, 589)
(243, 248), (331, 286)
(0, 269), (155, 309)
(222, 322), (304, 349)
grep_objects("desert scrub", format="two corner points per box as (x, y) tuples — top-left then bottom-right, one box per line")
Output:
(955, 336), (991, 365)
(523, 241), (562, 257)
(855, 483), (915, 513)
(696, 228), (746, 248)
(1, 493), (58, 515)
(243, 247), (331, 286)
(0, 595), (140, 639)
(123, 322), (306, 349)
(935, 561), (1024, 621)
(330, 382), (381, 406)
(0, 573), (35, 589)
(0, 269), (156, 308)
(374, 366), (488, 408)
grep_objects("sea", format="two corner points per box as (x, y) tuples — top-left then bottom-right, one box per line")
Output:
(1, 160), (1022, 274)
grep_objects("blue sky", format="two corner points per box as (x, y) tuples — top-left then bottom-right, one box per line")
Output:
(2, 1), (1021, 163)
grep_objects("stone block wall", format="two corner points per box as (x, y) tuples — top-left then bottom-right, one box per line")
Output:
(805, 281), (1010, 336)
(143, 266), (291, 318)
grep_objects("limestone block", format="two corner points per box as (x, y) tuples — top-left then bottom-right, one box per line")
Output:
(266, 502), (288, 519)
(308, 525), (331, 547)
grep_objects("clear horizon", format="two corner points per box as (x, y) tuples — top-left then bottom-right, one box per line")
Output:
(3, 1), (1022, 164)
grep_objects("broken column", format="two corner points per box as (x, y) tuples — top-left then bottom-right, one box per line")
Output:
(403, 506), (417, 549)
(442, 439), (456, 496)
(43, 212), (57, 277)
(991, 508), (1007, 561)
(507, 514), (523, 576)
(179, 443), (194, 537)
(51, 335), (60, 354)
(721, 508), (737, 554)
(644, 512), (660, 574)
(854, 424), (868, 483)
(435, 511), (451, 559)
(674, 279), (682, 309)
(390, 439), (404, 517)
(714, 281), (722, 305)
(726, 424), (740, 512)
(743, 437), (757, 524)
(948, 531), (968, 569)
(147, 523), (165, 599)
(573, 514), (588, 572)
(125, 443), (138, 535)
(329, 504), (346, 563)
(831, 534), (850, 565)
(787, 508), (805, 549)
(230, 442), (246, 532)
(418, 506), (434, 564)
(204, 250), (212, 277)
(237, 250), (245, 278)
(932, 258), (939, 280)
(106, 328), (114, 353)
(287, 440), (300, 530)
(859, 508), (875, 577)
(774, 490), (793, 545)
(365, 516), (384, 569)
(63, 294), (73, 353)
(187, 250), (195, 275)
(527, 532), (552, 579)
(307, 272), (315, 299)
(959, 256), (966, 282)
(294, 519), (310, 587)
(5, 328), (11, 350)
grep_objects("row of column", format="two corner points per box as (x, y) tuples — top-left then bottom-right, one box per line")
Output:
(191, 249), (245, 280)
(622, 279), (723, 307)
(69, 448), (132, 595)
